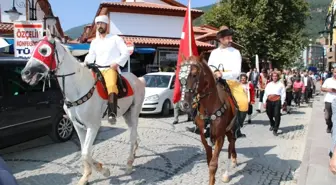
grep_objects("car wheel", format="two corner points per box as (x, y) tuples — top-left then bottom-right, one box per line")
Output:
(161, 100), (171, 116)
(49, 113), (74, 142)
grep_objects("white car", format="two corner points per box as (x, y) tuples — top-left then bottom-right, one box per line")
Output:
(141, 72), (175, 116)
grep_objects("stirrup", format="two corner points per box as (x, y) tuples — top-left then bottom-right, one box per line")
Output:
(107, 107), (117, 124)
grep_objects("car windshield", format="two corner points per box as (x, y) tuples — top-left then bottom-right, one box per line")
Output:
(144, 75), (171, 88)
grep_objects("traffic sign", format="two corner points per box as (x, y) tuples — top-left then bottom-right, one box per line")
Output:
(126, 41), (134, 55)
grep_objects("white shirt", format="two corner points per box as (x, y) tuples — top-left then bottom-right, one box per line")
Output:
(208, 47), (242, 80)
(84, 34), (129, 72)
(263, 81), (286, 105)
(303, 77), (308, 86)
(322, 77), (336, 103)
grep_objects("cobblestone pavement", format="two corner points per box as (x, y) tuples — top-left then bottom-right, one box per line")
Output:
(0, 101), (313, 185)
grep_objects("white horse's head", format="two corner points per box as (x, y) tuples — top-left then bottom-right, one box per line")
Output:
(21, 29), (68, 86)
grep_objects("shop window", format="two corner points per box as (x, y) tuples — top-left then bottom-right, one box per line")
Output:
(159, 49), (178, 71)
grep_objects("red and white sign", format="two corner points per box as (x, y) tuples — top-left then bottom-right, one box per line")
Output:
(14, 21), (44, 58)
(126, 41), (134, 55)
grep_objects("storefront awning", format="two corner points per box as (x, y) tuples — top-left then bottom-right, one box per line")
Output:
(0, 38), (14, 53)
(66, 43), (90, 56)
(0, 38), (11, 48)
(134, 47), (156, 54)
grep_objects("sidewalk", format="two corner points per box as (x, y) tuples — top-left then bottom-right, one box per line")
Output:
(297, 92), (336, 185)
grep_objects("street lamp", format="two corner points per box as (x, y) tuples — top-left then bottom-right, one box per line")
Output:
(5, 0), (22, 22)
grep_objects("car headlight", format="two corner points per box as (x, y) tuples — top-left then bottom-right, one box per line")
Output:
(145, 94), (159, 101)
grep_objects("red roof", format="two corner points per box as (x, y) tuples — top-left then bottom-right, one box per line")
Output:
(193, 26), (218, 34)
(88, 35), (215, 49)
(0, 23), (14, 34)
(101, 2), (203, 13)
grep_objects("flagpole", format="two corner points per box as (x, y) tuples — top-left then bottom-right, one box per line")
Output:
(188, 0), (192, 56)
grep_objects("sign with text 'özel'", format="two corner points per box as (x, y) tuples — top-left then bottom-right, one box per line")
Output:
(14, 21), (44, 58)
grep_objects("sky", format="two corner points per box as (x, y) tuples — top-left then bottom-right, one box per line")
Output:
(48, 0), (216, 31)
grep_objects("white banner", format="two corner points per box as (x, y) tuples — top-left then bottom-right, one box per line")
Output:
(14, 21), (43, 58)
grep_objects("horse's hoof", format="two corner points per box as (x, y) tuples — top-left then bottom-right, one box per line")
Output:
(125, 165), (133, 175)
(102, 168), (110, 177)
(222, 175), (230, 183)
(231, 159), (237, 168)
(77, 179), (89, 185)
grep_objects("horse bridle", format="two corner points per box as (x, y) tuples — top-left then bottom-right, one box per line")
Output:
(179, 61), (214, 108)
(39, 39), (76, 96)
(179, 62), (227, 122)
(41, 38), (98, 109)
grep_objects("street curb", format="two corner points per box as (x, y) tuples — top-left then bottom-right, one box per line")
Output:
(296, 99), (315, 185)
(297, 94), (336, 185)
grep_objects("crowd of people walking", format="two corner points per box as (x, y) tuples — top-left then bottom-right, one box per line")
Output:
(241, 68), (318, 136)
(173, 66), (320, 137)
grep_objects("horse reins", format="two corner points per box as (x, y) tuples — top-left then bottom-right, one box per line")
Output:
(46, 39), (98, 108)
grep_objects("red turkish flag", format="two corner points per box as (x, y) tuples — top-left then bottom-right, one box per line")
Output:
(172, 0), (199, 104)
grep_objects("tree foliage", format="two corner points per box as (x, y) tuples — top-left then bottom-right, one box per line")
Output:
(203, 0), (310, 68)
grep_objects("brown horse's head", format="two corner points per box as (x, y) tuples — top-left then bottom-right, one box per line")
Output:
(178, 54), (215, 113)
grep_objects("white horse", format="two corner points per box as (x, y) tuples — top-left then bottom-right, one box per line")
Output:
(21, 31), (146, 185)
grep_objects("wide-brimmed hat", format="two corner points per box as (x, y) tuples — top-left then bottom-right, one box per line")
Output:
(216, 25), (234, 39)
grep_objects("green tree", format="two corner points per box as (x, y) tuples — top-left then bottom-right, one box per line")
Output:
(203, 0), (310, 68)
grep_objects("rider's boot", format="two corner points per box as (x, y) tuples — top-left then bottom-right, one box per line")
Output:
(108, 93), (117, 125)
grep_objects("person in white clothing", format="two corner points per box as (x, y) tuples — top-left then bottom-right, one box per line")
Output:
(83, 15), (130, 124)
(208, 25), (249, 138)
(321, 68), (336, 133)
(263, 71), (286, 136)
(186, 25), (249, 139)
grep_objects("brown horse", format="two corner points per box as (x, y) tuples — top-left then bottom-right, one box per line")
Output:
(178, 55), (238, 185)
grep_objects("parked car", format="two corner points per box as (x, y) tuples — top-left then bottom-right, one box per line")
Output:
(0, 57), (74, 149)
(141, 72), (175, 116)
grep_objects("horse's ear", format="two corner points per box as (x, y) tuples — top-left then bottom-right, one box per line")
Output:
(45, 29), (54, 43)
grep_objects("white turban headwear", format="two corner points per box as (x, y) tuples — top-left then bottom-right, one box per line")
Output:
(95, 15), (109, 24)
(95, 15), (109, 39)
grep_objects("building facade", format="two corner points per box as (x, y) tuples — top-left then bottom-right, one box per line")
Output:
(77, 0), (215, 76)
(75, 0), (249, 76)
(0, 0), (65, 44)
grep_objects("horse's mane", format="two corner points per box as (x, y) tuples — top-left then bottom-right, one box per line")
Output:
(55, 38), (78, 61)
(54, 38), (89, 79)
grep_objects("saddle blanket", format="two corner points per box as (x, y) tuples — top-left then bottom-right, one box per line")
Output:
(92, 71), (134, 100)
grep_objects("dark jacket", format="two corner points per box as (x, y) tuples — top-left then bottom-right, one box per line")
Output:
(301, 76), (314, 89)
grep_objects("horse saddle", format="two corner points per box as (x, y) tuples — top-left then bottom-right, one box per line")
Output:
(90, 67), (129, 99)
